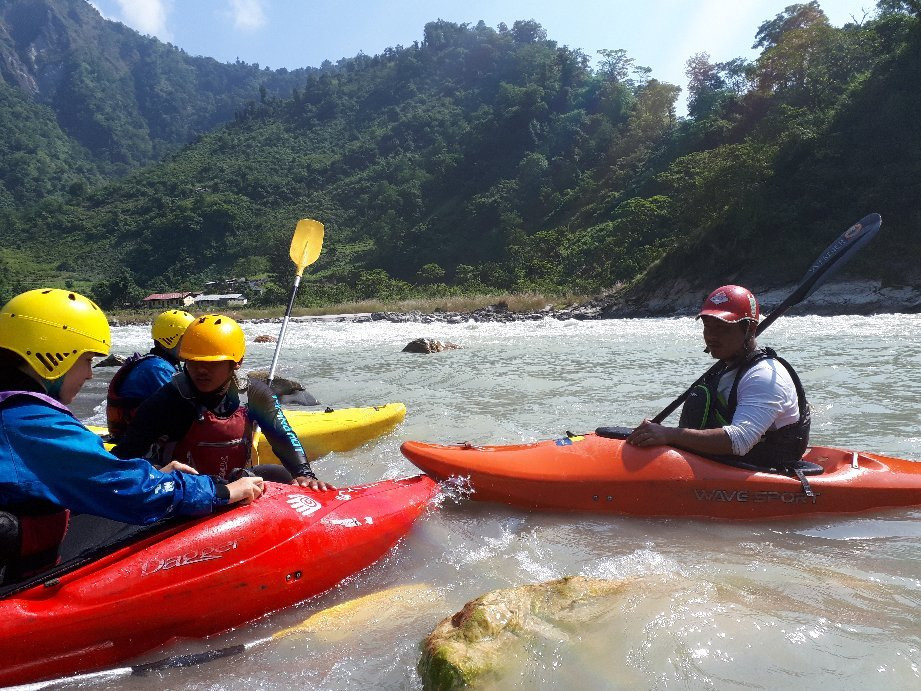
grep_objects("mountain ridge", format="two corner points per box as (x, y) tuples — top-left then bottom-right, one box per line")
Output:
(1, 1), (919, 310)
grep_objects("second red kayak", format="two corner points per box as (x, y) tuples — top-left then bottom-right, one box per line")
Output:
(400, 434), (921, 519)
(0, 475), (438, 687)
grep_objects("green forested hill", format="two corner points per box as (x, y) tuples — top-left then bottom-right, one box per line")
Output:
(1, 1), (919, 309)
(0, 0), (311, 178)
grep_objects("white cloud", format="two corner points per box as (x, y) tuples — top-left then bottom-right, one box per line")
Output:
(113, 0), (172, 40)
(228, 0), (267, 31)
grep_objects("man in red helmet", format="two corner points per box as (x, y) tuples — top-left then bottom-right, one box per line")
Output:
(627, 285), (810, 469)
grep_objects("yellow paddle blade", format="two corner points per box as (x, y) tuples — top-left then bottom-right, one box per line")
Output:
(271, 584), (442, 641)
(289, 218), (324, 276)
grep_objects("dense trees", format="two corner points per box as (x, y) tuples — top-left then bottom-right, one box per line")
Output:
(0, 0), (311, 178)
(1, 1), (919, 307)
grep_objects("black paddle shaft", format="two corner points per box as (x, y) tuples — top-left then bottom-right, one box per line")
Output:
(649, 213), (881, 425)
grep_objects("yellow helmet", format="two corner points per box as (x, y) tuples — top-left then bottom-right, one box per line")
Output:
(179, 314), (245, 362)
(0, 288), (111, 379)
(152, 309), (195, 349)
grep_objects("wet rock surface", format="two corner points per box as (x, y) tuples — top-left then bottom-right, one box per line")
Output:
(402, 338), (462, 353)
(245, 370), (320, 406)
(93, 354), (126, 367)
(418, 576), (631, 690)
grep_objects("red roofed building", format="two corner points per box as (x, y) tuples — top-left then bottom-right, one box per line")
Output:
(142, 292), (197, 308)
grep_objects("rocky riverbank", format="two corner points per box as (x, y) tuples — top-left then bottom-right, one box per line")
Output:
(266, 279), (921, 325)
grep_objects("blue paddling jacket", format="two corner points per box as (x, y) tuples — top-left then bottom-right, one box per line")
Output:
(0, 391), (228, 524)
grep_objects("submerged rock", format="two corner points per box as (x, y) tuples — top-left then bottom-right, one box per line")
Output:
(402, 338), (462, 354)
(297, 584), (445, 642)
(253, 334), (278, 343)
(277, 390), (320, 406)
(418, 576), (629, 690)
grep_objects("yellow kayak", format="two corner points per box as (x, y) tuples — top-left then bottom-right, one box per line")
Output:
(90, 402), (406, 462)
(256, 403), (406, 463)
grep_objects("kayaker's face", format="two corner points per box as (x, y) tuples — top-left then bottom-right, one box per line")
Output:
(58, 353), (95, 405)
(185, 359), (239, 393)
(701, 316), (750, 361)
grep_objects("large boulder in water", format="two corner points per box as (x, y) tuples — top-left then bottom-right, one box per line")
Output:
(418, 576), (629, 690)
(93, 354), (126, 368)
(402, 338), (462, 354)
(245, 370), (320, 406)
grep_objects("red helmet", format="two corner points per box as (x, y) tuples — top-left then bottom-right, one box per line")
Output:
(698, 285), (759, 323)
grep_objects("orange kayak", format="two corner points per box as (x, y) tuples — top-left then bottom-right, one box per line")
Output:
(400, 434), (921, 519)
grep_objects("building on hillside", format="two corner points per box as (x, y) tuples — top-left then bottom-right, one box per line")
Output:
(141, 292), (197, 309)
(194, 293), (248, 308)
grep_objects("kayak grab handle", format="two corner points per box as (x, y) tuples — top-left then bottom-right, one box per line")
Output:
(852, 451), (859, 469)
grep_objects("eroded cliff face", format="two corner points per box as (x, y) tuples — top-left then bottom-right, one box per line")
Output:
(0, 0), (308, 172)
(0, 0), (93, 97)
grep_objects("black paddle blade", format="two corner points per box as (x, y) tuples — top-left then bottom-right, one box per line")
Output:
(596, 426), (633, 439)
(131, 644), (248, 675)
(757, 213), (881, 334)
(797, 213), (881, 300)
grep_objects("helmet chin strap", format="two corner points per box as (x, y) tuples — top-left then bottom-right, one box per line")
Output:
(742, 321), (758, 354)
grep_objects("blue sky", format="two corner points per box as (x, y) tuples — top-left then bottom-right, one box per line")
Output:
(88, 1), (879, 113)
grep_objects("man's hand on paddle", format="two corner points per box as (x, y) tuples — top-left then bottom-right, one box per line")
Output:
(627, 420), (672, 448)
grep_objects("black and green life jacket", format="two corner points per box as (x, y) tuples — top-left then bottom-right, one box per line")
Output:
(678, 347), (811, 470)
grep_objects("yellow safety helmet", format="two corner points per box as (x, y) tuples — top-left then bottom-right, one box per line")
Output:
(152, 309), (195, 349)
(0, 288), (111, 379)
(179, 314), (246, 362)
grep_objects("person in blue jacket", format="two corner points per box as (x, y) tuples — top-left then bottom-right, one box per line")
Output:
(105, 309), (196, 442)
(0, 288), (264, 585)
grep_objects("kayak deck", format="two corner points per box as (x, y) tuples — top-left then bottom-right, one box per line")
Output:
(0, 474), (437, 686)
(256, 402), (407, 463)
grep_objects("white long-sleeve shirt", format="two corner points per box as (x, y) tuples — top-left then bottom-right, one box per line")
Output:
(717, 358), (801, 456)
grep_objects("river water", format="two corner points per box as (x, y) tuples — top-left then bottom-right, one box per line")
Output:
(66, 314), (921, 690)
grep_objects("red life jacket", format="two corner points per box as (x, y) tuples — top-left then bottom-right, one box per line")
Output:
(105, 352), (153, 440)
(169, 405), (251, 479)
(13, 508), (70, 580)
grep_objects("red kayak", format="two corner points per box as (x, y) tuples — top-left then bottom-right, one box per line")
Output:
(0, 475), (438, 686)
(401, 434), (921, 519)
